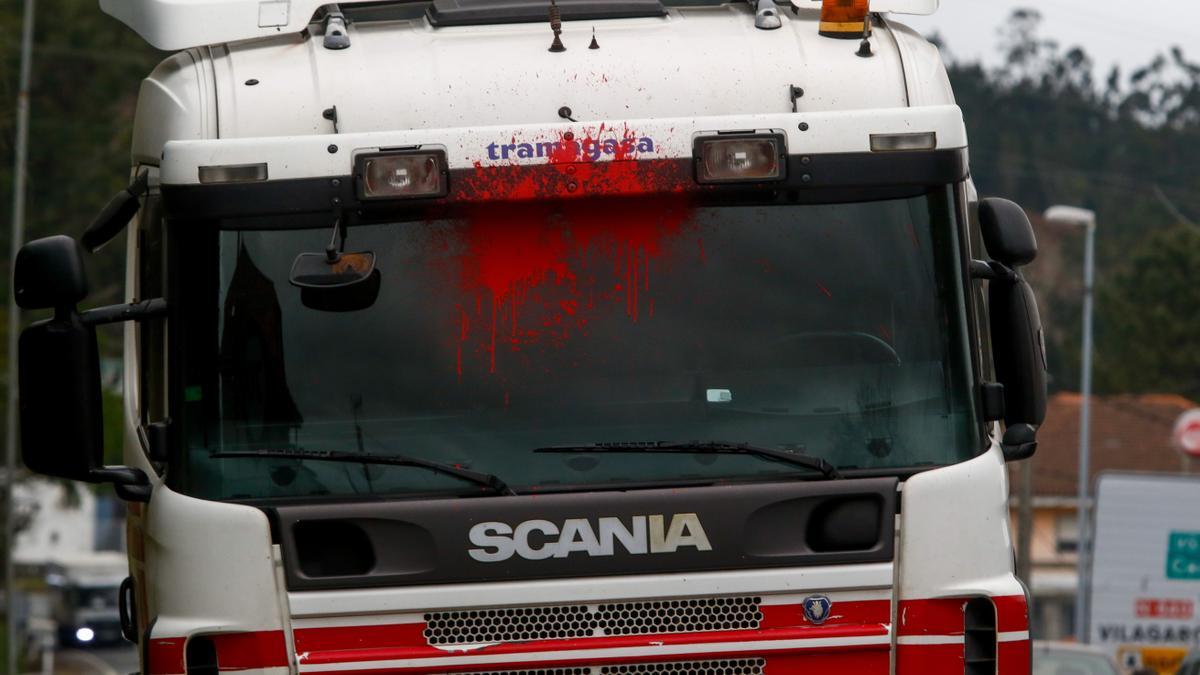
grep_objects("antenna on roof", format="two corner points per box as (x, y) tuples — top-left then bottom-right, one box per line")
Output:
(548, 0), (566, 52)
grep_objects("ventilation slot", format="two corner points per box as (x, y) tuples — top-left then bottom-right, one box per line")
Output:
(185, 635), (218, 675)
(437, 658), (768, 675)
(424, 596), (763, 645)
(964, 597), (997, 675)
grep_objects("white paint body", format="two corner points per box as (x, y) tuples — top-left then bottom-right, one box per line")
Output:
(110, 3), (1028, 673)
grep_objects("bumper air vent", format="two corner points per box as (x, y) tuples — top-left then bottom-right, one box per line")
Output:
(964, 597), (997, 675)
(424, 596), (763, 645)
(437, 658), (767, 675)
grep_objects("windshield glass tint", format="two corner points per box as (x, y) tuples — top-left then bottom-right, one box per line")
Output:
(176, 189), (977, 500)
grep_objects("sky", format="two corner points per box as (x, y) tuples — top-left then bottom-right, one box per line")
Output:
(899, 0), (1200, 80)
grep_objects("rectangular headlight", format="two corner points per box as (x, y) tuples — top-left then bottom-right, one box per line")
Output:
(694, 134), (786, 184)
(356, 149), (448, 200)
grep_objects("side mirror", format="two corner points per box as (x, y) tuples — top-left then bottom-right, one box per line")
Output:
(14, 235), (88, 312)
(14, 236), (149, 498)
(978, 198), (1047, 457)
(979, 198), (1037, 268)
(19, 313), (104, 480)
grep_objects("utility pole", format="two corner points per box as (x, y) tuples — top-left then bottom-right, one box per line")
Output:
(1015, 460), (1033, 586)
(5, 1), (36, 672)
(1045, 205), (1097, 644)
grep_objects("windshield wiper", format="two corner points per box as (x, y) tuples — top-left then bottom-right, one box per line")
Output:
(534, 441), (842, 480)
(211, 448), (516, 495)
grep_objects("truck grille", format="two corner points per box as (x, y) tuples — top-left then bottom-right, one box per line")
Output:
(443, 658), (767, 675)
(424, 596), (764, 645)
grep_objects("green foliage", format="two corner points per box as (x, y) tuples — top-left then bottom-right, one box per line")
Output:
(1094, 225), (1200, 398)
(947, 9), (1200, 398)
(0, 1), (163, 304)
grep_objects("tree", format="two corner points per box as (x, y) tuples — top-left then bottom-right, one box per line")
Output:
(1095, 224), (1200, 399)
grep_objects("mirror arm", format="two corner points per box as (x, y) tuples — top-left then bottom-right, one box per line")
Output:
(81, 169), (150, 253)
(1000, 423), (1039, 462)
(90, 466), (152, 503)
(80, 298), (168, 326)
(970, 259), (1019, 283)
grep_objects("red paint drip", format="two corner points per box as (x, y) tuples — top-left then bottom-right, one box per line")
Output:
(444, 195), (692, 378)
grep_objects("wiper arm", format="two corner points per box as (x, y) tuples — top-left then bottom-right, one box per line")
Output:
(534, 441), (842, 480)
(211, 448), (516, 495)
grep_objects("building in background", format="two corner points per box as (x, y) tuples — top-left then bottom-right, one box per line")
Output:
(1011, 392), (1197, 640)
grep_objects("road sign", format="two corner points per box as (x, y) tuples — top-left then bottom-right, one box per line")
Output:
(1090, 473), (1200, 671)
(1167, 532), (1200, 580)
(1173, 409), (1200, 458)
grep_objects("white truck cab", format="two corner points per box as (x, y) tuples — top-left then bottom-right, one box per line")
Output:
(13, 1), (1048, 673)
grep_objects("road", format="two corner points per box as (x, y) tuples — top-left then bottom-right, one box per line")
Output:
(48, 645), (139, 675)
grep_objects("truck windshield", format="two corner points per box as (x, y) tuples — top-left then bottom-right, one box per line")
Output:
(175, 187), (978, 500)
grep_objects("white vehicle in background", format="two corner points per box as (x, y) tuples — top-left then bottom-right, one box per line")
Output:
(13, 0), (1050, 673)
(46, 552), (128, 648)
(1032, 641), (1121, 675)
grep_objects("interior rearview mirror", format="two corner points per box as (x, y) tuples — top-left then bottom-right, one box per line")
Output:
(289, 250), (377, 289)
(291, 249), (381, 312)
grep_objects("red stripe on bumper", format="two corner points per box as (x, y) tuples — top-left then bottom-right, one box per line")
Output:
(295, 622), (427, 654)
(307, 648), (891, 675)
(761, 599), (890, 628)
(299, 625), (889, 668)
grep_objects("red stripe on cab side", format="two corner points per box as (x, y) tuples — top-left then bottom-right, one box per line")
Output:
(147, 631), (289, 673)
(897, 598), (966, 636)
(898, 595), (1028, 636)
(999, 639), (1031, 675)
(211, 631), (290, 670)
(148, 638), (186, 674)
(994, 595), (1029, 633)
(895, 643), (963, 675)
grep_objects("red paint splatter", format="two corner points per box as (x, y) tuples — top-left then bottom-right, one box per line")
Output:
(441, 195), (693, 378)
(430, 127), (703, 381)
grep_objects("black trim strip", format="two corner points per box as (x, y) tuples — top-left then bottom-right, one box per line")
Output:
(274, 477), (898, 590)
(161, 149), (968, 222)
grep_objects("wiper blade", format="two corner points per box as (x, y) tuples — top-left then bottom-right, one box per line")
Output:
(211, 448), (516, 495)
(534, 441), (842, 480)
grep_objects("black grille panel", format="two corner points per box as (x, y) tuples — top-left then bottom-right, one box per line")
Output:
(423, 596), (764, 645)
